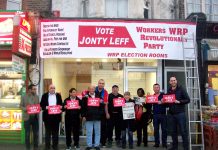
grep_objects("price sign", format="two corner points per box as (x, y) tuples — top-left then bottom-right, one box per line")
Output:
(113, 98), (125, 107)
(27, 104), (40, 114)
(48, 105), (62, 114)
(88, 98), (100, 107)
(163, 94), (176, 103)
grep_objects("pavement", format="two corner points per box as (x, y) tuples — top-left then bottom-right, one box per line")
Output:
(0, 139), (185, 150)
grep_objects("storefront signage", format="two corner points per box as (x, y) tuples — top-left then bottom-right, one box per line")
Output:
(12, 27), (32, 57)
(87, 98), (100, 107)
(12, 54), (25, 73)
(146, 95), (158, 103)
(0, 110), (22, 130)
(113, 98), (125, 107)
(122, 102), (135, 120)
(20, 18), (31, 32)
(40, 20), (196, 60)
(48, 105), (62, 114)
(66, 100), (80, 109)
(163, 94), (176, 103)
(206, 23), (218, 39)
(27, 104), (40, 114)
(0, 11), (26, 46)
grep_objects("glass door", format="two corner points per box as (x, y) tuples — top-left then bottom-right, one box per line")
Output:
(125, 67), (157, 141)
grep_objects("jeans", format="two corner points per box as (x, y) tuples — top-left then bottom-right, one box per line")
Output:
(121, 128), (133, 146)
(107, 113), (122, 142)
(24, 116), (39, 150)
(171, 112), (189, 150)
(153, 114), (167, 145)
(100, 115), (107, 145)
(86, 121), (101, 147)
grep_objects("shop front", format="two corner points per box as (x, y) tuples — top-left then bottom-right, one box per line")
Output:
(39, 19), (197, 141)
(0, 10), (32, 144)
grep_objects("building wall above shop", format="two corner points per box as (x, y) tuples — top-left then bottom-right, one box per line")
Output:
(0, 0), (7, 9)
(22, 0), (51, 12)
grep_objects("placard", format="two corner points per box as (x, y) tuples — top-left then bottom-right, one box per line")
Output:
(88, 98), (100, 107)
(66, 100), (80, 109)
(27, 104), (40, 114)
(146, 95), (158, 103)
(113, 98), (125, 107)
(163, 94), (176, 103)
(122, 102), (135, 120)
(48, 105), (62, 114)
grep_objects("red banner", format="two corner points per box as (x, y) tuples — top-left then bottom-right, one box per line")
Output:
(66, 100), (80, 109)
(88, 98), (100, 107)
(48, 105), (62, 114)
(146, 95), (158, 103)
(78, 26), (136, 48)
(163, 94), (176, 103)
(27, 104), (40, 114)
(113, 98), (125, 107)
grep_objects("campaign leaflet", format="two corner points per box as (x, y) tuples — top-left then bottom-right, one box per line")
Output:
(48, 105), (62, 114)
(66, 100), (79, 109)
(163, 94), (176, 103)
(27, 104), (40, 114)
(88, 98), (100, 107)
(113, 98), (125, 107)
(146, 95), (158, 104)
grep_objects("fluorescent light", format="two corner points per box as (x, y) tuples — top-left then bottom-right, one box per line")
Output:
(76, 59), (81, 62)
(102, 59), (107, 62)
(0, 61), (12, 65)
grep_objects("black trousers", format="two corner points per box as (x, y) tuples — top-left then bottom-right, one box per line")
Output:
(107, 113), (122, 142)
(65, 116), (80, 147)
(44, 120), (60, 149)
(136, 113), (148, 145)
(100, 115), (107, 145)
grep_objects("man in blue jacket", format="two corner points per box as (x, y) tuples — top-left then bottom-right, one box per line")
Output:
(152, 83), (167, 148)
(167, 76), (190, 150)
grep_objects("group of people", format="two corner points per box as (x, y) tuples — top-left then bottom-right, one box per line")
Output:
(20, 76), (190, 150)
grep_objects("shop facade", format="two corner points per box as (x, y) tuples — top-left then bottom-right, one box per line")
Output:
(0, 10), (32, 144)
(39, 19), (196, 142)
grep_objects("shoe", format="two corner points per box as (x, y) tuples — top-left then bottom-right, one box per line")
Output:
(74, 145), (80, 149)
(95, 146), (100, 150)
(100, 143), (106, 148)
(122, 145), (126, 149)
(129, 145), (133, 149)
(136, 142), (141, 147)
(66, 146), (72, 150)
(107, 141), (112, 148)
(153, 144), (159, 147)
(144, 143), (148, 147)
(85, 147), (92, 150)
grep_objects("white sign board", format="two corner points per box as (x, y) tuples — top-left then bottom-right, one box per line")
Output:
(40, 20), (196, 60)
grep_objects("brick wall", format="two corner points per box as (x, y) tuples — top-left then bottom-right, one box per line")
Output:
(0, 0), (7, 10)
(22, 0), (51, 12)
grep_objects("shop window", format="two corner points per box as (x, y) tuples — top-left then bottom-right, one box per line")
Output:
(43, 58), (124, 98)
(6, 0), (21, 10)
(105, 0), (128, 18)
(0, 63), (23, 108)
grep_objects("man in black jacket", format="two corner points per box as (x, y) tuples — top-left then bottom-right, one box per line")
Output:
(63, 88), (82, 150)
(40, 84), (63, 150)
(107, 85), (123, 147)
(167, 76), (190, 150)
